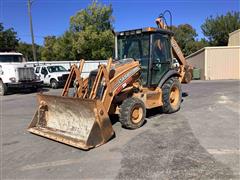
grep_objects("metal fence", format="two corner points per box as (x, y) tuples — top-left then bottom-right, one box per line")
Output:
(27, 60), (107, 78)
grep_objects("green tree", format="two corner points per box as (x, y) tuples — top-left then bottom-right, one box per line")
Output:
(72, 27), (114, 59)
(41, 32), (76, 61)
(41, 36), (57, 61)
(171, 24), (207, 56)
(17, 42), (42, 61)
(70, 1), (113, 32)
(70, 1), (114, 59)
(40, 1), (114, 60)
(201, 11), (240, 46)
(184, 39), (209, 56)
(53, 31), (76, 60)
(0, 23), (19, 52)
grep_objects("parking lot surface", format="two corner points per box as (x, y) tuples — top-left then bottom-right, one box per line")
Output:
(1, 80), (239, 179)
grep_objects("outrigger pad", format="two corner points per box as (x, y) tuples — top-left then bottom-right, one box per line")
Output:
(28, 94), (114, 150)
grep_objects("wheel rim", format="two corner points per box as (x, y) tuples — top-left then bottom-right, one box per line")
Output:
(169, 86), (180, 108)
(131, 106), (143, 124)
(52, 82), (57, 88)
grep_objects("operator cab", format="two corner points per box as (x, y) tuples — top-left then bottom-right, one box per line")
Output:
(115, 27), (174, 87)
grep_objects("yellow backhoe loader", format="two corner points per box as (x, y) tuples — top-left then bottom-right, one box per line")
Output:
(28, 13), (191, 150)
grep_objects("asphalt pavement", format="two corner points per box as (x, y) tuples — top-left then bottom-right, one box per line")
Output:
(1, 80), (239, 179)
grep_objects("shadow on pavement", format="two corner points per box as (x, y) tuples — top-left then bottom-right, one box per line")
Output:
(117, 114), (236, 179)
(6, 88), (49, 96)
(182, 92), (189, 97)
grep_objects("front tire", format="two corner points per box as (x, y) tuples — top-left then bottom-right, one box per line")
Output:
(162, 77), (182, 113)
(119, 97), (146, 129)
(0, 80), (7, 96)
(50, 79), (58, 89)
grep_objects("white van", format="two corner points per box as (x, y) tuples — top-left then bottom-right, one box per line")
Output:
(0, 52), (43, 96)
(34, 65), (70, 88)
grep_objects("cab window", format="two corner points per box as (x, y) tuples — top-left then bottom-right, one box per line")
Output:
(152, 34), (172, 62)
(41, 67), (48, 75)
(117, 34), (150, 85)
(35, 67), (40, 73)
(150, 34), (172, 85)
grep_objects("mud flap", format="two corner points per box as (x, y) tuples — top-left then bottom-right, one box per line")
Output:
(28, 94), (114, 150)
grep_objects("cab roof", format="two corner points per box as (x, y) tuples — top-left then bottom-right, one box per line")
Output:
(116, 27), (174, 36)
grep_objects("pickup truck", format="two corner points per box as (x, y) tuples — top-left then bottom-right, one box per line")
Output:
(34, 65), (70, 88)
(0, 52), (43, 96)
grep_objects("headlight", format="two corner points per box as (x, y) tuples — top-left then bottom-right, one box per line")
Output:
(9, 77), (16, 82)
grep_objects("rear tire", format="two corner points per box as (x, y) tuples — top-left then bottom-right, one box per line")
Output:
(0, 80), (7, 96)
(119, 97), (146, 129)
(50, 79), (58, 89)
(162, 77), (182, 113)
(183, 71), (192, 83)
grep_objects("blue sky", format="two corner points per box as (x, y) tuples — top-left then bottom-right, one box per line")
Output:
(1, 0), (239, 45)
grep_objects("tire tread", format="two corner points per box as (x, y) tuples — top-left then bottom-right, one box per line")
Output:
(119, 97), (146, 129)
(162, 77), (182, 113)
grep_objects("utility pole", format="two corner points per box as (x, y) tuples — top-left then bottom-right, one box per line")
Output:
(27, 0), (37, 62)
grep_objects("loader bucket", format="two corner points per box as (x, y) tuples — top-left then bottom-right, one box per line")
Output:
(28, 94), (114, 150)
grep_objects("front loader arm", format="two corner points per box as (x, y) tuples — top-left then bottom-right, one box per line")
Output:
(101, 60), (141, 113)
(62, 60), (86, 97)
(61, 58), (141, 114)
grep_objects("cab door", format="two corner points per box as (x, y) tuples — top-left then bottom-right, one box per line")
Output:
(40, 67), (50, 84)
(150, 33), (172, 86)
